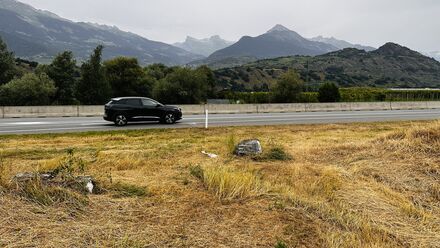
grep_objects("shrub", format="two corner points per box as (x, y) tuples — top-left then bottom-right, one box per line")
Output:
(272, 70), (304, 103)
(318, 82), (341, 102)
(0, 73), (56, 106)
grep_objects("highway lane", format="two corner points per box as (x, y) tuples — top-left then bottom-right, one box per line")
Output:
(0, 109), (439, 135)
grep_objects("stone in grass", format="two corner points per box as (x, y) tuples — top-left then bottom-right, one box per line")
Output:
(235, 139), (263, 156)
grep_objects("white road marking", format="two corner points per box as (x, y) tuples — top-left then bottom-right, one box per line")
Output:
(183, 111), (439, 120)
(0, 126), (103, 133)
(3, 122), (47, 125)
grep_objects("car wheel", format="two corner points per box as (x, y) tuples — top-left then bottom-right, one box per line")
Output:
(162, 113), (176, 124)
(114, 114), (128, 126)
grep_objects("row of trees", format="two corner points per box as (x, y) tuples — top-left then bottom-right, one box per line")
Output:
(0, 36), (342, 106)
(272, 70), (341, 103)
(0, 37), (216, 106)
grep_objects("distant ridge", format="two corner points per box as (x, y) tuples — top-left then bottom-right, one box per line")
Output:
(309, 36), (375, 51)
(174, 35), (234, 57)
(192, 25), (339, 68)
(0, 0), (202, 64)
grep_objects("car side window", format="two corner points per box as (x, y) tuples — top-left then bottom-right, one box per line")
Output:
(124, 99), (142, 106)
(142, 99), (157, 107)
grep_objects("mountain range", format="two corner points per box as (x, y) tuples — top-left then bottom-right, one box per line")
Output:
(214, 43), (440, 90)
(192, 25), (339, 67)
(0, 0), (202, 65)
(309, 36), (376, 51)
(190, 25), (380, 68)
(173, 35), (234, 57)
(0, 0), (438, 74)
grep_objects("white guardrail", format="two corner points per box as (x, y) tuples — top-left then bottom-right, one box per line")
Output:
(0, 102), (440, 118)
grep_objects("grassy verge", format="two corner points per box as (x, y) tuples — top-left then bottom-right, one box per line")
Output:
(0, 121), (439, 247)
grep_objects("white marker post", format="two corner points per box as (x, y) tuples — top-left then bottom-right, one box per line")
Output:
(205, 107), (209, 129)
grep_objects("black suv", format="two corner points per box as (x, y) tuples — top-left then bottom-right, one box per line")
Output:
(104, 97), (182, 126)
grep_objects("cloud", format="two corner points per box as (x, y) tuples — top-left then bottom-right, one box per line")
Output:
(18, 0), (440, 51)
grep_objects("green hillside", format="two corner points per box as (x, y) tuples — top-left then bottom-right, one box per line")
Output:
(214, 43), (440, 91)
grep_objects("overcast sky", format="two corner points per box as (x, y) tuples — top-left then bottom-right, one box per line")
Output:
(19, 0), (440, 52)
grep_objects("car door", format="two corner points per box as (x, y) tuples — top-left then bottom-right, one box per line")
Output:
(124, 98), (143, 120)
(141, 99), (160, 120)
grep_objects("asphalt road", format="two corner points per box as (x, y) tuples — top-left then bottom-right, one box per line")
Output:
(0, 109), (439, 135)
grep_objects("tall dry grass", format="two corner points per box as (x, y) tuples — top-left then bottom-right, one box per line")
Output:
(0, 121), (439, 247)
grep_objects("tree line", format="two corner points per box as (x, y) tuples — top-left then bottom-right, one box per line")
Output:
(0, 38), (216, 106)
(0, 35), (360, 106)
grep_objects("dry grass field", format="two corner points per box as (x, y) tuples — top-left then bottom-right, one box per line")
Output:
(0, 121), (439, 248)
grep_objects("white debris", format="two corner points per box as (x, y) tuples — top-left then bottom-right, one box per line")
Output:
(201, 151), (219, 158)
(86, 181), (94, 194)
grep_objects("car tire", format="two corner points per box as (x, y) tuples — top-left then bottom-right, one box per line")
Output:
(114, 114), (128, 126)
(161, 113), (176, 124)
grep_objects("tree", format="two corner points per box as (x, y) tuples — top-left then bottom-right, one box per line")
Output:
(104, 57), (155, 97)
(153, 67), (208, 104)
(195, 65), (216, 98)
(76, 45), (111, 104)
(318, 82), (341, 102)
(144, 63), (174, 80)
(272, 70), (304, 103)
(0, 37), (17, 84)
(0, 73), (56, 106)
(47, 51), (78, 104)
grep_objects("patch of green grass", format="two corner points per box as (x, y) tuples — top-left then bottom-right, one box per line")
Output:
(275, 240), (288, 248)
(254, 146), (293, 161)
(190, 164), (204, 180)
(108, 182), (149, 198)
(265, 147), (293, 161)
(227, 134), (236, 155)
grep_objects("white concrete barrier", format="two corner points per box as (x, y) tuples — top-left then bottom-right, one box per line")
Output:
(257, 103), (305, 113)
(205, 104), (257, 114)
(350, 102), (391, 111)
(1, 102), (439, 118)
(305, 102), (352, 112)
(78, 106), (103, 117)
(3, 106), (78, 118)
(427, 102), (440, 109)
(391, 101), (429, 110)
(180, 105), (205, 115)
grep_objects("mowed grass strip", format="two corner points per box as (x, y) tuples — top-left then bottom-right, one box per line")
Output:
(0, 121), (439, 247)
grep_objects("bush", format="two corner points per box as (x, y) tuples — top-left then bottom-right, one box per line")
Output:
(272, 70), (304, 103)
(318, 82), (341, 102)
(0, 73), (56, 106)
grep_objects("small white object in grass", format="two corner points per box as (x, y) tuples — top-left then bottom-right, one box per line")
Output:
(86, 181), (94, 194)
(201, 151), (218, 158)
